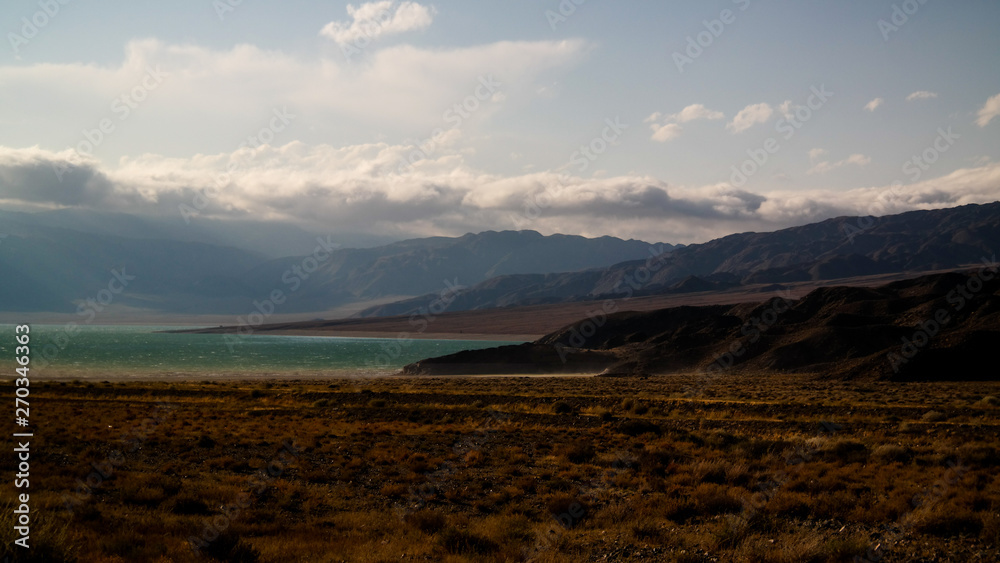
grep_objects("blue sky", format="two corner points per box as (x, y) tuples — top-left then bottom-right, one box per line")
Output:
(1, 0), (999, 243)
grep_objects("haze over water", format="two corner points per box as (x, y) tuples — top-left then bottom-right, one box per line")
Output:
(0, 325), (514, 378)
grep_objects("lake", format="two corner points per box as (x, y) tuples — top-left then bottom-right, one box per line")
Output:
(0, 324), (517, 379)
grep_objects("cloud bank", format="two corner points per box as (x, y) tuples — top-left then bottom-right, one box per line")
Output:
(1, 144), (997, 245)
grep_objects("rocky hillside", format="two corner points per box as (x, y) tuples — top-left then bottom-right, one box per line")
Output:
(402, 266), (1000, 380)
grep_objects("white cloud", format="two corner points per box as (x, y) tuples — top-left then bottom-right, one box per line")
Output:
(727, 103), (773, 134)
(865, 97), (884, 112)
(649, 123), (683, 143)
(906, 91), (938, 101)
(976, 93), (1000, 127)
(3, 144), (997, 245)
(807, 153), (871, 175)
(778, 100), (794, 120)
(672, 104), (725, 123)
(320, 1), (435, 46)
(0, 38), (587, 155)
(645, 104), (723, 142)
(808, 148), (828, 162)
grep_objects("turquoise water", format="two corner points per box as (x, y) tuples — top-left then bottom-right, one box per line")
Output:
(0, 324), (514, 378)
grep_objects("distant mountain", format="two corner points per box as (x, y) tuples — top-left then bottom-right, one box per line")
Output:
(362, 202), (1000, 316)
(402, 269), (1000, 380)
(0, 209), (331, 258)
(241, 231), (671, 313)
(0, 215), (667, 314)
(0, 222), (266, 313)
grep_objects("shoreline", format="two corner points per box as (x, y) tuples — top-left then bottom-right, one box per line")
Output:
(228, 329), (539, 342)
(14, 368), (600, 381)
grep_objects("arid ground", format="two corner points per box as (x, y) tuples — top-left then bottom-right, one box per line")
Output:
(2, 374), (999, 562)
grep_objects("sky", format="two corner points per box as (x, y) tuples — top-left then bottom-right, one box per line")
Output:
(1, 0), (999, 245)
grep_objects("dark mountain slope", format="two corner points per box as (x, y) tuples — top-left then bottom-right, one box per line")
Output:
(402, 267), (1000, 381)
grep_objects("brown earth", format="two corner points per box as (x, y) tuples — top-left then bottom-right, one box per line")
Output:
(4, 375), (1000, 562)
(402, 268), (1000, 381)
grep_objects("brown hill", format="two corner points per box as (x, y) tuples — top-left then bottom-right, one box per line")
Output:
(401, 265), (1000, 380)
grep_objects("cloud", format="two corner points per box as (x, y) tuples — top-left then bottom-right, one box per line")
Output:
(865, 97), (884, 112)
(2, 144), (998, 245)
(0, 38), (587, 154)
(0, 147), (119, 207)
(645, 104), (724, 142)
(778, 100), (794, 120)
(807, 153), (871, 175)
(976, 93), (1000, 127)
(727, 103), (773, 134)
(808, 148), (828, 162)
(906, 91), (938, 101)
(672, 104), (725, 123)
(320, 1), (435, 46)
(649, 122), (683, 143)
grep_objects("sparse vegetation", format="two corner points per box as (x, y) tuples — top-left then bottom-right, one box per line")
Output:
(2, 374), (999, 561)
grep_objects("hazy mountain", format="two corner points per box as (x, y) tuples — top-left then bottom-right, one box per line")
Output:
(0, 222), (266, 313)
(0, 209), (364, 258)
(237, 231), (671, 313)
(0, 214), (667, 314)
(362, 202), (1000, 316)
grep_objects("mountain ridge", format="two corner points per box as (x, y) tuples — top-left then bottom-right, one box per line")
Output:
(360, 202), (1000, 317)
(401, 266), (1000, 380)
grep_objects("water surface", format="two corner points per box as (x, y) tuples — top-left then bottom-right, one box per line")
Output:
(0, 324), (516, 378)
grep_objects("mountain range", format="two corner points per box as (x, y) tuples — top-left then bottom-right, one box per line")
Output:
(0, 210), (667, 315)
(361, 202), (1000, 317)
(3, 202), (998, 319)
